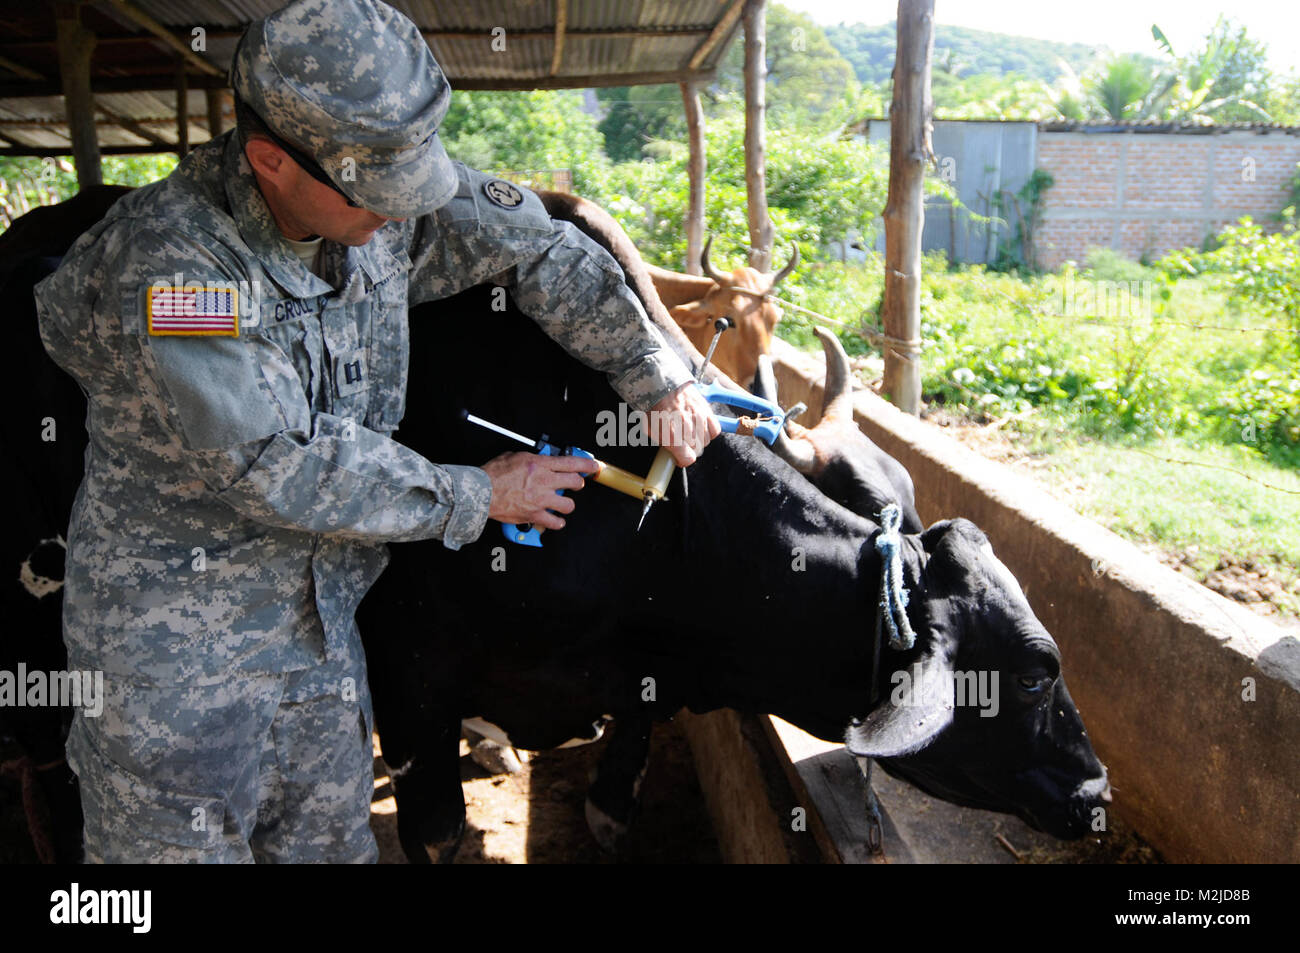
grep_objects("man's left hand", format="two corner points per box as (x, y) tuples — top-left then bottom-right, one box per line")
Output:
(650, 382), (721, 467)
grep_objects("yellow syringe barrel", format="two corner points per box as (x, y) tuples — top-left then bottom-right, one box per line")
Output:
(590, 446), (676, 502)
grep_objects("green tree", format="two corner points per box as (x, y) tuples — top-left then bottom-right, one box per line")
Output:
(1088, 54), (1160, 120)
(0, 153), (176, 231)
(1262, 71), (1300, 125)
(605, 113), (888, 272)
(711, 4), (856, 127)
(1146, 18), (1273, 122)
(440, 89), (611, 200)
(933, 72), (1057, 120)
(826, 21), (1101, 86)
(596, 85), (685, 163)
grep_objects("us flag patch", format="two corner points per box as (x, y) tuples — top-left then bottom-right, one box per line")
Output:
(147, 285), (239, 336)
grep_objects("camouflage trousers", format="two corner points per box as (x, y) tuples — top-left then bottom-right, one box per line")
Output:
(66, 651), (377, 864)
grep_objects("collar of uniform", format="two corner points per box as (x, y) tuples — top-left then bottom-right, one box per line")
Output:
(320, 229), (410, 304)
(223, 133), (334, 300)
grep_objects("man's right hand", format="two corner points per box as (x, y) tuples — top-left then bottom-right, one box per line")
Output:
(482, 451), (600, 531)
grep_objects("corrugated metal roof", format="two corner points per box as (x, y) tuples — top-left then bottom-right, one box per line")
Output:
(0, 0), (745, 155)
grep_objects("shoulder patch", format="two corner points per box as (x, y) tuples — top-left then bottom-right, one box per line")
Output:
(482, 179), (524, 210)
(147, 284), (239, 337)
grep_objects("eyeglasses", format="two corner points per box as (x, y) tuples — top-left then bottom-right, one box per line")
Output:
(266, 127), (361, 208)
(236, 96), (361, 207)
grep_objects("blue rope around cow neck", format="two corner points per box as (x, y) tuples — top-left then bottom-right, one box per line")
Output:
(875, 504), (917, 651)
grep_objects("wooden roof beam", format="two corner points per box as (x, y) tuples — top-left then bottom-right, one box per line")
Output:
(423, 27), (708, 42)
(0, 115), (202, 128)
(0, 53), (44, 81)
(0, 48), (169, 147)
(55, 1), (102, 186)
(550, 0), (567, 76)
(97, 0), (224, 77)
(98, 102), (170, 144)
(451, 68), (716, 91)
(1, 142), (177, 155)
(0, 72), (227, 97)
(688, 0), (746, 69)
(0, 29), (243, 50)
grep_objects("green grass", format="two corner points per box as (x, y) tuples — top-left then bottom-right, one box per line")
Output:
(778, 255), (1300, 612)
(1017, 429), (1300, 572)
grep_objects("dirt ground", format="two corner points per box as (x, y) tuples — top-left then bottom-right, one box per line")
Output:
(367, 720), (1158, 865)
(371, 718), (720, 864)
(3, 716), (1158, 865)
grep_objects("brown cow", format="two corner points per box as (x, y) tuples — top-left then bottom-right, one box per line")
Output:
(538, 191), (795, 388)
(754, 329), (922, 532)
(643, 237), (798, 389)
(538, 189), (920, 531)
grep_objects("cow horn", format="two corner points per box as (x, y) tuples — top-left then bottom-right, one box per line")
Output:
(814, 326), (854, 423)
(755, 355), (816, 474)
(700, 235), (728, 285)
(768, 242), (800, 289)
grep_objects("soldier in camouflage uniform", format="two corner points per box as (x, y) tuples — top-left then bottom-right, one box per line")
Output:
(35, 0), (717, 863)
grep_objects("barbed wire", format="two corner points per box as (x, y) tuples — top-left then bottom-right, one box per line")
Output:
(977, 280), (1298, 334)
(1123, 447), (1300, 495)
(747, 290), (1298, 498)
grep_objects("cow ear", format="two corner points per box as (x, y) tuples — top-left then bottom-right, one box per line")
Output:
(844, 646), (955, 758)
(920, 519), (957, 552)
(669, 301), (714, 329)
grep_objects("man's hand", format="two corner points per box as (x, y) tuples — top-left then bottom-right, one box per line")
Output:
(651, 382), (721, 467)
(482, 451), (600, 531)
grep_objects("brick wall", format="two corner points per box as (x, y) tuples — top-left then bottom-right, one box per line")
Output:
(1034, 131), (1300, 269)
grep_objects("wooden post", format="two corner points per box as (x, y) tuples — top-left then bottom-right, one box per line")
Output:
(175, 63), (189, 157)
(205, 88), (224, 140)
(741, 0), (771, 272)
(880, 0), (935, 416)
(681, 81), (706, 275)
(54, 2), (101, 188)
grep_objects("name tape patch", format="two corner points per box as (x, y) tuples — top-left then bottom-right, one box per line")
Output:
(147, 285), (239, 336)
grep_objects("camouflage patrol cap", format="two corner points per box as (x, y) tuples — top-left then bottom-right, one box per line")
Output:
(230, 0), (456, 218)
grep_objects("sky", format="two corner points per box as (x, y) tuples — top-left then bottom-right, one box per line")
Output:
(780, 1), (1300, 74)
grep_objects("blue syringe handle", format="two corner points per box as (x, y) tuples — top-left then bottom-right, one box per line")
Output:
(696, 381), (786, 445)
(502, 445), (594, 548)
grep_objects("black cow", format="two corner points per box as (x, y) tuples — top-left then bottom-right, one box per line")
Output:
(540, 190), (924, 533)
(1, 185), (131, 864)
(358, 277), (1110, 862)
(9, 187), (1108, 865)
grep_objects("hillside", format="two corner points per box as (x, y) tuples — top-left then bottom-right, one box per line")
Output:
(826, 21), (1108, 85)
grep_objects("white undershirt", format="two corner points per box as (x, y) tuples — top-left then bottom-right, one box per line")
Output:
(284, 234), (325, 278)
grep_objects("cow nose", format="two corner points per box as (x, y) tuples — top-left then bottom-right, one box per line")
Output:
(1074, 768), (1111, 803)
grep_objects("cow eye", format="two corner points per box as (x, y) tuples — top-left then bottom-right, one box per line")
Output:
(1017, 675), (1051, 694)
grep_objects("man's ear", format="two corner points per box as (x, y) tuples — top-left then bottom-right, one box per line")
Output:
(244, 136), (291, 182)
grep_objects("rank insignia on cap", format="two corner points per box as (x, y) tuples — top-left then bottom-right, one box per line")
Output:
(483, 179), (524, 209)
(147, 285), (239, 336)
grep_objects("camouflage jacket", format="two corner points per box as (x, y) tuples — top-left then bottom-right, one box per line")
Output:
(35, 132), (693, 683)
